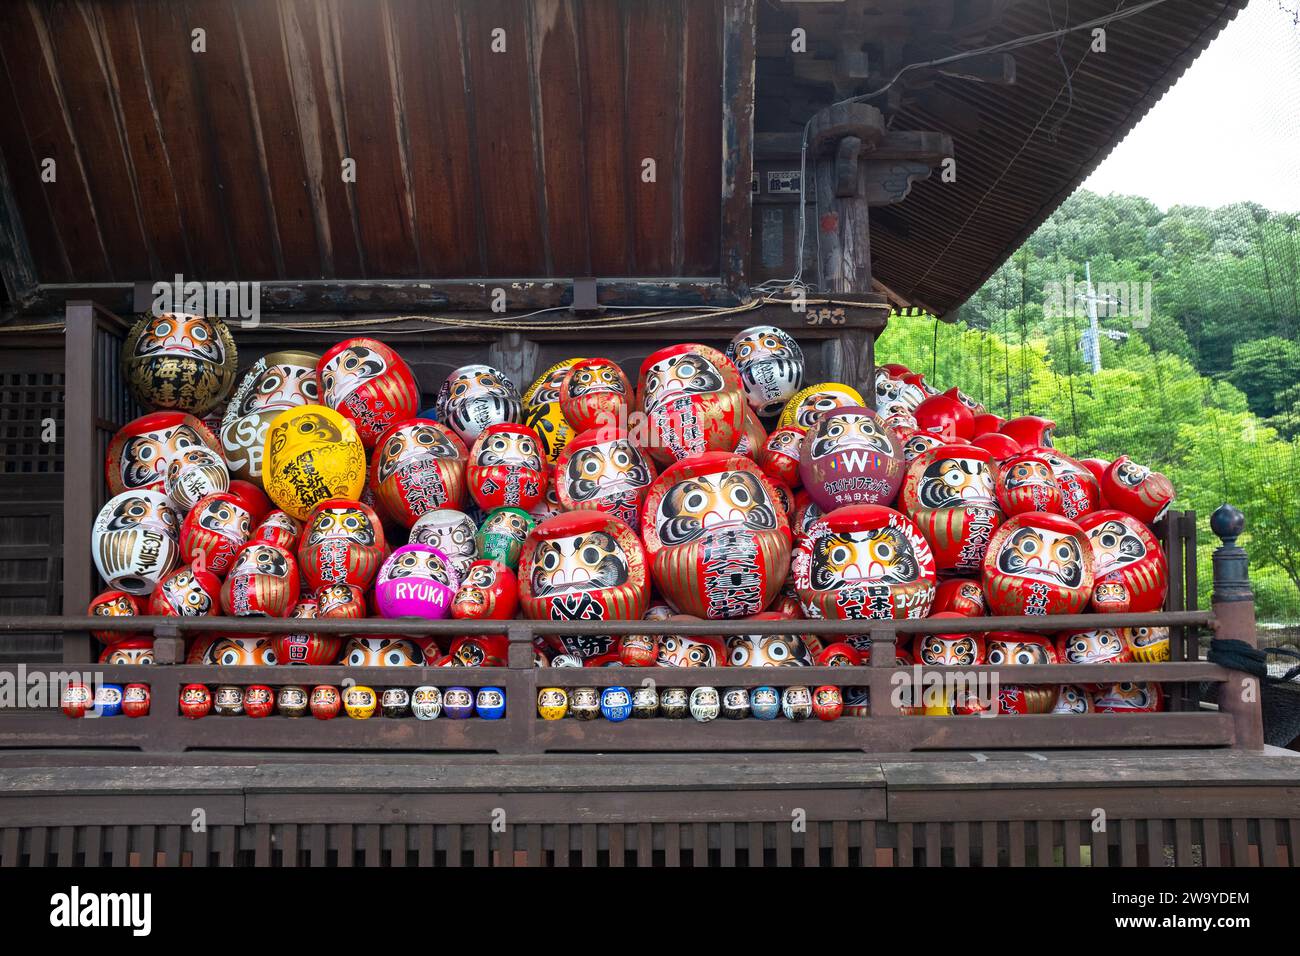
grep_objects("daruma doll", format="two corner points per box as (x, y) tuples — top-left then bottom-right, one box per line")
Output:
(778, 383), (864, 430)
(271, 596), (342, 666)
(298, 498), (387, 592)
(1101, 456), (1175, 525)
(318, 337), (419, 449)
(451, 560), (518, 620)
(523, 358), (583, 464)
(756, 426), (805, 489)
(409, 509), (478, 581)
(1079, 510), (1168, 614)
(370, 418), (467, 527)
(262, 404), (367, 520)
(148, 564), (221, 617)
(636, 344), (745, 466)
(220, 541), (300, 617)
(88, 590), (144, 644)
(899, 444), (1002, 576)
(91, 490), (181, 595)
(107, 411), (221, 496)
(219, 350), (320, 486)
(799, 406), (905, 511)
(642, 454), (792, 619)
(996, 451), (1064, 516)
(180, 492), (255, 577)
(554, 426), (656, 532)
(1029, 448), (1104, 521)
(725, 325), (804, 417)
(121, 313), (237, 416)
(436, 364), (522, 445)
(468, 422), (548, 514)
(791, 504), (937, 621)
(981, 512), (1094, 616)
(560, 358), (632, 434)
(519, 510), (649, 625)
(374, 544), (459, 619)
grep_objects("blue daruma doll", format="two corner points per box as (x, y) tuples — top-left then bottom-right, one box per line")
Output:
(374, 544), (458, 619)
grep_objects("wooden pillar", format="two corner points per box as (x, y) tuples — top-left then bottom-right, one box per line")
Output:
(62, 301), (97, 663)
(1211, 504), (1264, 750)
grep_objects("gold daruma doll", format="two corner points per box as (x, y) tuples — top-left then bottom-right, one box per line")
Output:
(262, 405), (366, 520)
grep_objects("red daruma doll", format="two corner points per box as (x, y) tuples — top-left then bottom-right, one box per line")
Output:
(180, 492), (256, 578)
(982, 512), (1094, 616)
(554, 427), (656, 532)
(374, 544), (459, 619)
(560, 358), (632, 434)
(642, 453), (792, 619)
(799, 406), (905, 511)
(298, 499), (387, 592)
(1079, 510), (1168, 614)
(899, 444), (1003, 576)
(220, 541), (301, 617)
(1029, 448), (1104, 521)
(468, 423), (548, 514)
(1101, 456), (1175, 525)
(636, 344), (745, 466)
(519, 510), (650, 625)
(318, 337), (420, 449)
(370, 419), (468, 527)
(996, 451), (1064, 516)
(452, 560), (518, 620)
(792, 505), (937, 621)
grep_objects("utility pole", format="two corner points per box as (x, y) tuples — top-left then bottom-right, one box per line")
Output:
(1077, 261), (1105, 373)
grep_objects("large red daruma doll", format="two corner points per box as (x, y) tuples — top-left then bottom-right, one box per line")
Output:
(468, 423), (548, 514)
(1101, 455), (1175, 525)
(643, 454), (792, 619)
(106, 411), (222, 496)
(370, 418), (467, 527)
(317, 338), (419, 449)
(792, 504), (936, 620)
(519, 510), (649, 625)
(1078, 510), (1168, 613)
(559, 358), (633, 434)
(298, 499), (388, 592)
(554, 427), (657, 532)
(899, 444), (1003, 576)
(982, 512), (1094, 616)
(180, 492), (256, 578)
(636, 344), (745, 466)
(799, 406), (905, 511)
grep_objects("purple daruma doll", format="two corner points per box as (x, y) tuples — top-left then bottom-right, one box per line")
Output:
(374, 544), (459, 619)
(798, 406), (904, 511)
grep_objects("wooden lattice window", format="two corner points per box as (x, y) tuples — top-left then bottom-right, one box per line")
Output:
(0, 371), (64, 474)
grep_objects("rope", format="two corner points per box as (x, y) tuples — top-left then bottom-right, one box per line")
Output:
(1207, 638), (1300, 684)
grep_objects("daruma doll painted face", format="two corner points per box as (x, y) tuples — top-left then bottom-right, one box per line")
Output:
(374, 544), (458, 619)
(107, 411), (222, 496)
(409, 509), (478, 581)
(88, 590), (143, 644)
(271, 596), (342, 666)
(982, 512), (1094, 615)
(164, 446), (230, 512)
(1029, 448), (1104, 521)
(92, 490), (181, 595)
(636, 344), (745, 465)
(122, 313), (237, 416)
(1101, 456), (1175, 524)
(523, 359), (583, 464)
(799, 407), (905, 511)
(913, 615), (985, 666)
(779, 383), (865, 431)
(560, 358), (632, 434)
(262, 405), (367, 520)
(180, 492), (255, 578)
(725, 325), (804, 417)
(996, 452), (1064, 516)
(148, 564), (221, 617)
(1079, 510), (1168, 614)
(899, 444), (1002, 576)
(220, 541), (300, 617)
(219, 351), (320, 486)
(757, 426), (805, 489)
(468, 423), (548, 514)
(519, 511), (649, 623)
(298, 499), (387, 592)
(436, 364), (522, 445)
(451, 559), (518, 620)
(642, 454), (792, 619)
(791, 504), (937, 621)
(370, 418), (467, 527)
(317, 338), (419, 449)
(555, 427), (656, 532)
(932, 577), (987, 617)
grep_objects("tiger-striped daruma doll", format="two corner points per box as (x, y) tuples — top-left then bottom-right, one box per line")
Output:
(523, 358), (584, 464)
(642, 453), (792, 620)
(554, 426), (657, 532)
(725, 325), (804, 417)
(369, 418), (467, 527)
(1078, 509), (1168, 614)
(636, 344), (746, 466)
(298, 498), (387, 592)
(436, 364), (523, 446)
(791, 504), (937, 621)
(519, 510), (649, 660)
(981, 512), (1094, 616)
(219, 350), (320, 486)
(899, 443), (1003, 576)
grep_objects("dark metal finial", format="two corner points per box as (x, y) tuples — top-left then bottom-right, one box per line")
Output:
(1210, 503), (1244, 545)
(1211, 504), (1251, 603)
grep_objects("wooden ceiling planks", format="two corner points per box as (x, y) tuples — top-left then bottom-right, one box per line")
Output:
(0, 0), (726, 294)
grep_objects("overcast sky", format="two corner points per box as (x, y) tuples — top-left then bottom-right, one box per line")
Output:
(1082, 0), (1300, 212)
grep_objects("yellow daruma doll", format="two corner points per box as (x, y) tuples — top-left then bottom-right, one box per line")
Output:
(262, 405), (366, 520)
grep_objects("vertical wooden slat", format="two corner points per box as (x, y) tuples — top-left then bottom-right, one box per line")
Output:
(1202, 819), (1222, 867)
(665, 823), (681, 868)
(804, 821), (820, 868)
(83, 826), (103, 868)
(680, 0), (722, 274)
(135, 825), (155, 868)
(552, 823), (569, 868)
(1229, 819), (1251, 867)
(56, 826), (75, 867)
(982, 821), (998, 867)
(1162, 514), (1186, 710)
(776, 822), (791, 867)
(952, 822), (970, 867)
(309, 824), (328, 867)
(161, 825), (181, 868)
(417, 825), (434, 867)
(747, 822), (764, 867)
(1288, 820), (1300, 868)
(496, 825), (513, 868)
(860, 821), (877, 868)
(832, 820), (849, 868)
(1008, 821), (1025, 867)
(28, 827), (48, 868)
(388, 824), (406, 867)
(1259, 819), (1279, 867)
(608, 823), (625, 867)
(526, 825), (543, 867)
(254, 823), (272, 866)
(111, 825), (130, 867)
(1063, 821), (1081, 867)
(473, 825), (490, 867)
(718, 0), (754, 291)
(1120, 820), (1137, 867)
(624, 0), (679, 275)
(360, 824), (380, 866)
(1037, 821), (1055, 868)
(1090, 823), (1109, 867)
(576, 0), (630, 275)
(1174, 819), (1195, 867)
(446, 824), (462, 868)
(637, 823), (652, 868)
(898, 822), (914, 868)
(720, 822), (736, 867)
(581, 823), (598, 867)
(336, 824), (354, 868)
(926, 821), (942, 867)
(692, 822), (708, 867)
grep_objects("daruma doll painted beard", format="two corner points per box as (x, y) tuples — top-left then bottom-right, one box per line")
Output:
(298, 498), (387, 592)
(981, 512), (1094, 616)
(996, 452), (1064, 516)
(148, 564), (221, 617)
(1079, 510), (1168, 614)
(436, 363), (522, 446)
(725, 325), (805, 417)
(88, 590), (144, 644)
(642, 454), (792, 620)
(560, 358), (632, 434)
(1101, 455), (1175, 525)
(791, 504), (937, 621)
(220, 541), (300, 617)
(317, 337), (419, 449)
(370, 418), (467, 527)
(92, 490), (181, 595)
(107, 411), (222, 496)
(899, 444), (1003, 576)
(374, 544), (459, 620)
(636, 344), (745, 466)
(468, 423), (548, 514)
(519, 510), (649, 628)
(554, 427), (656, 532)
(262, 404), (367, 520)
(799, 406), (905, 511)
(219, 350), (320, 486)
(121, 312), (238, 416)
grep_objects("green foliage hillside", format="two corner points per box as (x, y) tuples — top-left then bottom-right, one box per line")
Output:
(877, 190), (1300, 620)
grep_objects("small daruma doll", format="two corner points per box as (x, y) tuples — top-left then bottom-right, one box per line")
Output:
(792, 504), (937, 620)
(148, 564), (221, 617)
(725, 325), (804, 417)
(374, 544), (459, 620)
(88, 590), (144, 645)
(1079, 510), (1168, 614)
(996, 451), (1064, 516)
(799, 407), (905, 511)
(560, 358), (632, 433)
(642, 454), (792, 619)
(519, 511), (649, 625)
(757, 426), (805, 489)
(452, 560), (518, 620)
(107, 411), (222, 495)
(180, 491), (256, 577)
(370, 418), (468, 526)
(121, 313), (237, 416)
(555, 427), (656, 531)
(220, 541), (300, 617)
(900, 444), (1002, 576)
(982, 512), (1094, 616)
(1030, 448), (1104, 521)
(262, 405), (367, 520)
(298, 499), (387, 592)
(436, 364), (522, 445)
(636, 344), (745, 465)
(318, 337), (419, 448)
(1101, 456), (1175, 525)
(468, 423), (548, 514)
(92, 490), (181, 595)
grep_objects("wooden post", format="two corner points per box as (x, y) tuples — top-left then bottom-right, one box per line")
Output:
(1211, 504), (1264, 750)
(62, 302), (97, 663)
